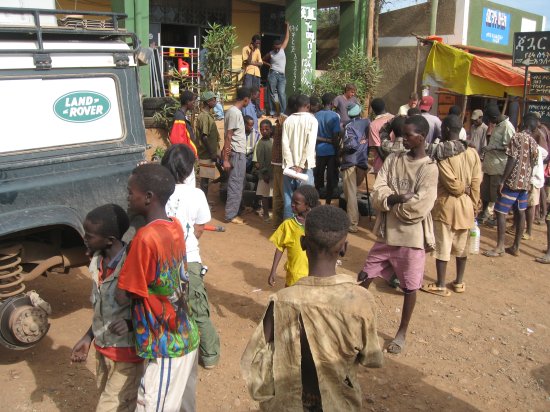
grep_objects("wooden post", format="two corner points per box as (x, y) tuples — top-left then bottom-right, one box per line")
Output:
(413, 38), (421, 94)
(462, 95), (468, 123)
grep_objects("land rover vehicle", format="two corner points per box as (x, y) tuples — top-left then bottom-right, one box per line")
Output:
(0, 7), (147, 349)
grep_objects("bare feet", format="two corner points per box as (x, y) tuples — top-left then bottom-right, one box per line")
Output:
(505, 246), (519, 256)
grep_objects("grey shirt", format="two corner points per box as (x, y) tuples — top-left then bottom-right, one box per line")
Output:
(225, 106), (246, 153)
(333, 95), (358, 123)
(422, 112), (442, 144)
(270, 49), (286, 74)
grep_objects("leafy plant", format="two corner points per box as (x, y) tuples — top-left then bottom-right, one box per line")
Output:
(152, 146), (166, 162)
(202, 23), (237, 100)
(152, 96), (180, 129)
(305, 45), (382, 103)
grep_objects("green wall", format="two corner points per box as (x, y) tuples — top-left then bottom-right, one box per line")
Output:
(467, 0), (543, 54)
(286, 0), (318, 96)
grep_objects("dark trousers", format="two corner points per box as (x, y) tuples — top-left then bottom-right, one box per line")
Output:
(314, 155), (338, 203)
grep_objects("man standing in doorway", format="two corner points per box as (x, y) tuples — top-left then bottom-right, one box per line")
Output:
(223, 87), (252, 225)
(242, 35), (263, 114)
(263, 23), (289, 117)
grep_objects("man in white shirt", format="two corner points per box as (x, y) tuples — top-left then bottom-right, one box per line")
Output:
(397, 92), (419, 116)
(281, 94), (318, 218)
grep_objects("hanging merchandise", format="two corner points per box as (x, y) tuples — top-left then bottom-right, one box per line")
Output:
(178, 58), (189, 76)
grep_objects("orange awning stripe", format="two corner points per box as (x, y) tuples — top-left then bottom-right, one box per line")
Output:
(470, 55), (525, 88)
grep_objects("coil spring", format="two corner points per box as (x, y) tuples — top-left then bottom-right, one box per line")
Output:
(0, 244), (25, 299)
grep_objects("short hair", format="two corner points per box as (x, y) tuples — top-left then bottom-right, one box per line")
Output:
(236, 87), (251, 101)
(243, 115), (254, 124)
(407, 107), (421, 116)
(442, 114), (463, 135)
(404, 115), (430, 138)
(286, 94), (299, 115)
(305, 205), (349, 252)
(309, 96), (320, 108)
(130, 163), (175, 205)
(296, 94), (310, 109)
(249, 86), (260, 94)
(523, 113), (538, 132)
(259, 119), (273, 130)
(252, 34), (261, 43)
(485, 104), (500, 119)
(391, 115), (406, 138)
(321, 92), (336, 106)
(344, 83), (356, 92)
(161, 144), (195, 183)
(448, 105), (462, 116)
(294, 185), (320, 208)
(370, 98), (385, 115)
(273, 39), (282, 46)
(180, 90), (196, 106)
(85, 204), (129, 240)
(409, 92), (419, 100)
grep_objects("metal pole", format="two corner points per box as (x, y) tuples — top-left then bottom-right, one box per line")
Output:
(522, 65), (529, 118)
(430, 0), (439, 35)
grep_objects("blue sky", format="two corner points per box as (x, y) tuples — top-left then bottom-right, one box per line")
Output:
(383, 0), (549, 30)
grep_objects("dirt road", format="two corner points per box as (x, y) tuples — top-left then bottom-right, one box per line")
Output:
(1, 198), (549, 411)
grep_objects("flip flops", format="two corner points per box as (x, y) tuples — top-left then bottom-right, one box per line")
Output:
(535, 256), (550, 264)
(387, 339), (405, 354)
(483, 250), (504, 257)
(452, 282), (465, 293)
(421, 283), (451, 297)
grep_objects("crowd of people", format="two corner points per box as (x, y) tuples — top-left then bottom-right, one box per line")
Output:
(68, 59), (550, 410)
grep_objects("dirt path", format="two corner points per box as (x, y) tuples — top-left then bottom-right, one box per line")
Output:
(1, 198), (549, 411)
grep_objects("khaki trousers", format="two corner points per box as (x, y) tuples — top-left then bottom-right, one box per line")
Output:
(96, 351), (143, 412)
(342, 167), (359, 230)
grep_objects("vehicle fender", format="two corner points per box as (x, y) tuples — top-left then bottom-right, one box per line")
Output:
(0, 206), (84, 239)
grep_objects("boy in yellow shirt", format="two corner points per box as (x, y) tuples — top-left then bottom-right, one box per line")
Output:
(268, 185), (319, 286)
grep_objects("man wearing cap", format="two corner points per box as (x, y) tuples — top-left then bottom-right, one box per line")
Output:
(419, 95), (442, 144)
(314, 93), (341, 205)
(468, 109), (488, 156)
(479, 105), (515, 224)
(368, 98), (394, 175)
(196, 91), (221, 197)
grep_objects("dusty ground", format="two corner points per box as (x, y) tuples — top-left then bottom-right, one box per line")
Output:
(1, 185), (550, 412)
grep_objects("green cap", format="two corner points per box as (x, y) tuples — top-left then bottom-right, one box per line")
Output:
(201, 91), (216, 101)
(347, 103), (362, 118)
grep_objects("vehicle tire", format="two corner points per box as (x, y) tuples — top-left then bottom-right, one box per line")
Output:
(142, 97), (177, 110)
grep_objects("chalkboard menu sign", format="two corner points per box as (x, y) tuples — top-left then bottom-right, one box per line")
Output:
(513, 31), (550, 66)
(529, 73), (550, 95)
(527, 101), (550, 123)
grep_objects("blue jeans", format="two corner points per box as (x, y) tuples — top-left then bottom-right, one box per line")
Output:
(267, 70), (286, 115)
(283, 169), (315, 219)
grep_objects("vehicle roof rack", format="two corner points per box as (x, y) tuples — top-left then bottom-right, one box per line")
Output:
(0, 7), (140, 55)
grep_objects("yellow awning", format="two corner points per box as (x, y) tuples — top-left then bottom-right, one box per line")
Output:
(423, 42), (524, 97)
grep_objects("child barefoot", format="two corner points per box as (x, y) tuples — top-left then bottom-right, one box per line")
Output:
(70, 204), (143, 411)
(268, 185), (319, 287)
(254, 119), (274, 221)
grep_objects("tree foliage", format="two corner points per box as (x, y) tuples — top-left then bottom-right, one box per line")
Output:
(306, 45), (381, 103)
(202, 23), (237, 99)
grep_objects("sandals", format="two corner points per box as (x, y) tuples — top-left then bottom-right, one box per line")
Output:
(535, 256), (550, 264)
(421, 282), (451, 297)
(387, 339), (405, 354)
(452, 282), (465, 293)
(483, 250), (504, 257)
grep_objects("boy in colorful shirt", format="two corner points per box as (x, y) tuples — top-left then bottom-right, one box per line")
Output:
(71, 204), (143, 411)
(117, 163), (199, 411)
